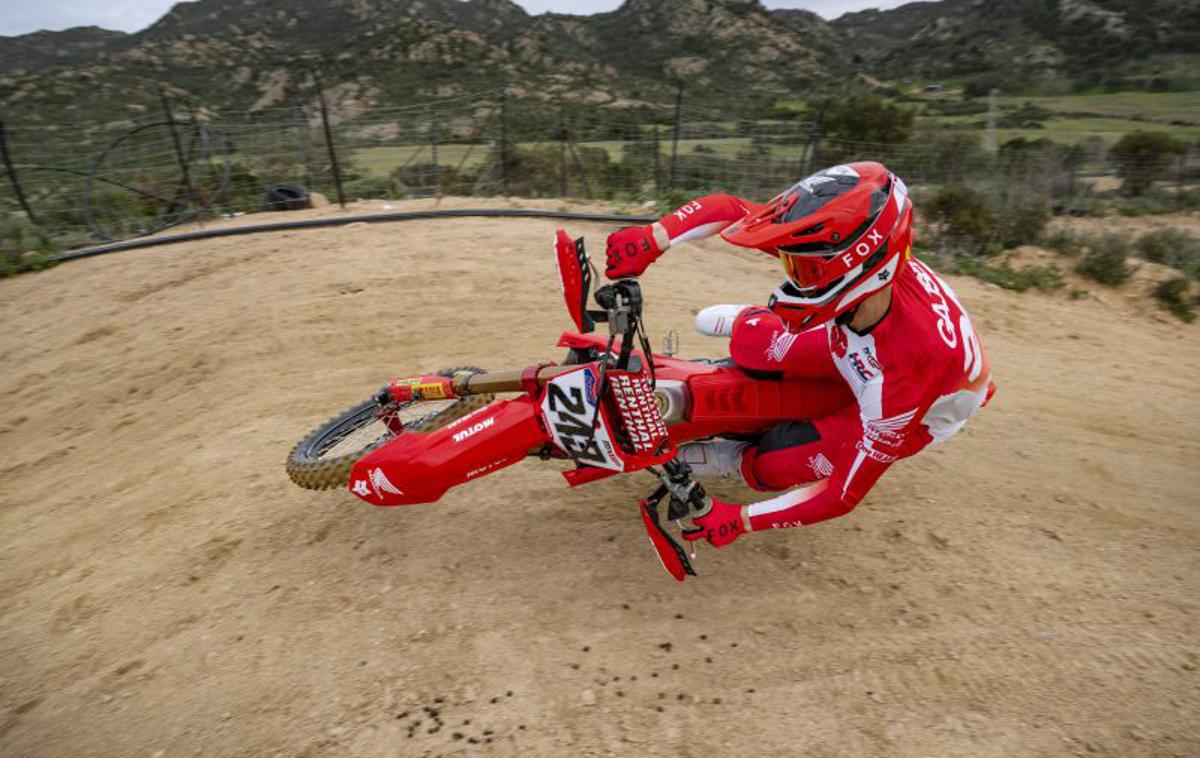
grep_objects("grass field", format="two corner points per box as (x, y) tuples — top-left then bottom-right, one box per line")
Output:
(348, 91), (1200, 178)
(995, 92), (1200, 124)
(349, 137), (792, 177)
(918, 114), (1200, 145)
(991, 116), (1200, 145)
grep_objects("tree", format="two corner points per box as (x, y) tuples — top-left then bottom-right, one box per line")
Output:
(809, 95), (914, 164)
(1109, 131), (1183, 196)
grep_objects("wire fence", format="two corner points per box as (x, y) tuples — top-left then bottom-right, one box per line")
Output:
(1, 86), (1196, 255)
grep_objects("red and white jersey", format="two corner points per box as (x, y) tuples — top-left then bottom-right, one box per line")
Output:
(830, 257), (991, 453)
(728, 258), (993, 527)
(653, 194), (994, 527)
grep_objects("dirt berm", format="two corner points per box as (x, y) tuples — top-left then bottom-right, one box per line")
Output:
(1, 199), (1196, 757)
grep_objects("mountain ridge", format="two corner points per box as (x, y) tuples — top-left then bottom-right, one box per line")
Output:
(0, 0), (1194, 126)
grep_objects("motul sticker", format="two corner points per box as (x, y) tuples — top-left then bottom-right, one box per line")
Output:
(452, 417), (495, 443)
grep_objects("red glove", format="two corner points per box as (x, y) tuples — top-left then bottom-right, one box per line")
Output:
(683, 497), (749, 548)
(605, 226), (662, 279)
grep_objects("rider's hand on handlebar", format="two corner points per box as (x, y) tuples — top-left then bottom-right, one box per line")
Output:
(683, 497), (750, 548)
(605, 225), (663, 279)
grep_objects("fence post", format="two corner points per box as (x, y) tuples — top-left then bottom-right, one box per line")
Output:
(669, 84), (684, 190)
(498, 89), (510, 196)
(159, 85), (199, 210)
(803, 107), (824, 177)
(557, 106), (568, 197)
(652, 124), (662, 198)
(1176, 151), (1187, 208)
(314, 72), (346, 209)
(292, 105), (312, 195)
(0, 119), (39, 226)
(567, 125), (593, 200)
(429, 106), (441, 200)
(984, 88), (998, 153)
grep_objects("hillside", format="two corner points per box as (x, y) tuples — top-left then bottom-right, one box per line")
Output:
(832, 0), (1200, 91)
(0, 0), (1195, 126)
(0, 26), (127, 73)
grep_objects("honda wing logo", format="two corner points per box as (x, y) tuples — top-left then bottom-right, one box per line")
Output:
(862, 409), (917, 449)
(370, 468), (404, 496)
(764, 330), (798, 364)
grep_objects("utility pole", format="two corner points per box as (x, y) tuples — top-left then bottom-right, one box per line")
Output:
(314, 71), (346, 208)
(0, 120), (38, 226)
(652, 124), (662, 197)
(669, 84), (684, 190)
(292, 105), (312, 194)
(985, 88), (998, 152)
(429, 106), (441, 199)
(498, 89), (510, 196)
(558, 106), (568, 197)
(159, 84), (199, 211)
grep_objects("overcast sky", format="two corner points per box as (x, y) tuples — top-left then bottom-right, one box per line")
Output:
(1, 0), (910, 37)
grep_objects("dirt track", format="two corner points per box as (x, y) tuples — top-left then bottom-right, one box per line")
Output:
(1, 199), (1197, 757)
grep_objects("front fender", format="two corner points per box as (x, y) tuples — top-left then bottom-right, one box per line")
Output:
(348, 396), (546, 506)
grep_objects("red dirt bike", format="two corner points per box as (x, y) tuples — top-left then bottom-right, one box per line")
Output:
(287, 231), (850, 580)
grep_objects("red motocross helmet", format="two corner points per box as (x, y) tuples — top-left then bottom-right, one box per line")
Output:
(721, 162), (912, 331)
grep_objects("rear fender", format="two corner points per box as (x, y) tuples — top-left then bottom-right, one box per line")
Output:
(348, 396), (546, 506)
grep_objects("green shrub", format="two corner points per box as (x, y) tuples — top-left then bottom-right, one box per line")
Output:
(955, 258), (1064, 292)
(342, 174), (402, 200)
(1154, 277), (1196, 322)
(1134, 228), (1200, 277)
(925, 182), (1050, 255)
(995, 202), (1050, 249)
(1075, 233), (1134, 285)
(0, 213), (56, 277)
(927, 184), (994, 249)
(1041, 226), (1083, 254)
(1109, 132), (1184, 196)
(891, 130), (987, 183)
(923, 99), (988, 117)
(390, 162), (474, 197)
(1116, 187), (1181, 216)
(996, 102), (1054, 129)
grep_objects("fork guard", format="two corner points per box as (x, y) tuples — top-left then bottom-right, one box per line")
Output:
(348, 396), (546, 506)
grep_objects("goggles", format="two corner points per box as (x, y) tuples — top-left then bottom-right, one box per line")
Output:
(779, 250), (835, 290)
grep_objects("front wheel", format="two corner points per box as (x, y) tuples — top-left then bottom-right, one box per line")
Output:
(286, 367), (493, 491)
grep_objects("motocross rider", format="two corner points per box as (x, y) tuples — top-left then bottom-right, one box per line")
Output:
(604, 162), (994, 548)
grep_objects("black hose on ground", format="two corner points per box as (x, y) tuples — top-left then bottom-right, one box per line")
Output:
(50, 208), (658, 264)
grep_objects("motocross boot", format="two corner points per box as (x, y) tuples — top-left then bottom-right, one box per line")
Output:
(694, 304), (750, 338)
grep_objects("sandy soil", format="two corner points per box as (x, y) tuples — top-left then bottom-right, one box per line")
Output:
(1, 200), (1197, 757)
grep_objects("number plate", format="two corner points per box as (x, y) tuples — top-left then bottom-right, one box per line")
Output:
(540, 366), (624, 471)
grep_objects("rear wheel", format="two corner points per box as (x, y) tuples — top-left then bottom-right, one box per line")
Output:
(286, 367), (493, 491)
